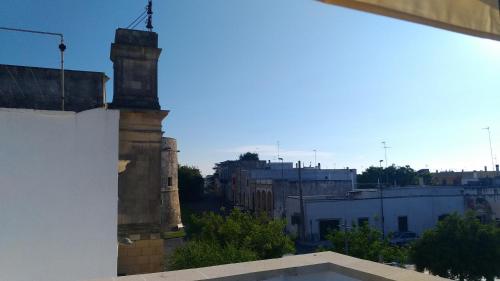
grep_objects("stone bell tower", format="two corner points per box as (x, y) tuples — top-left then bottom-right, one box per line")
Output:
(110, 28), (167, 275)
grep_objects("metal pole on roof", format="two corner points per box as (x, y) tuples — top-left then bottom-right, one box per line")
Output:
(483, 127), (495, 173)
(0, 27), (66, 111)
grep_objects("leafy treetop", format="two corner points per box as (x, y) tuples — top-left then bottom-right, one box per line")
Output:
(322, 222), (409, 264)
(411, 212), (500, 281)
(178, 165), (204, 202)
(239, 152), (259, 161)
(169, 210), (295, 270)
(357, 165), (431, 189)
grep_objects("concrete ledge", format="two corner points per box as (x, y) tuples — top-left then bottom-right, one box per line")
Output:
(89, 252), (451, 281)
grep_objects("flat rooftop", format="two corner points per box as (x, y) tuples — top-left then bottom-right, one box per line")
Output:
(89, 252), (450, 281)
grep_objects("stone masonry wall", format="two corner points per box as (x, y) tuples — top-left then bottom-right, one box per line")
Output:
(118, 237), (164, 275)
(160, 137), (182, 231)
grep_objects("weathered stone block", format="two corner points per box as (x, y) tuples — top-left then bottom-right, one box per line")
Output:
(141, 247), (153, 256)
(137, 256), (149, 265)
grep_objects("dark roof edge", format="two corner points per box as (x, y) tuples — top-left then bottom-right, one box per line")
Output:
(0, 63), (108, 78)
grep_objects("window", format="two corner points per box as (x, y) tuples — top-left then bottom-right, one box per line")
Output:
(319, 219), (340, 240)
(291, 213), (301, 225)
(358, 217), (369, 226)
(398, 216), (408, 232)
(167, 176), (172, 187)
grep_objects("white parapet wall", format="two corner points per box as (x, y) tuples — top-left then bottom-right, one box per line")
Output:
(0, 108), (119, 281)
(89, 251), (451, 281)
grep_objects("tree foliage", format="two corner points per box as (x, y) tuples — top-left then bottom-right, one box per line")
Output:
(358, 165), (430, 188)
(239, 152), (259, 161)
(323, 223), (409, 264)
(411, 212), (500, 281)
(169, 210), (295, 270)
(178, 165), (204, 202)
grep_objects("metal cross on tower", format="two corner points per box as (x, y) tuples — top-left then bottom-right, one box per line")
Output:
(146, 0), (153, 31)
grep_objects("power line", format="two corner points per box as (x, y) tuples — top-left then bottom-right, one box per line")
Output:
(126, 9), (147, 29)
(130, 14), (148, 30)
(126, 1), (153, 31)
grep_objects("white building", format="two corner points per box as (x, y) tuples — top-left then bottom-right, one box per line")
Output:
(286, 186), (500, 242)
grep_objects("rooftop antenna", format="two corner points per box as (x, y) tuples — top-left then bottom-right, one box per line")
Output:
(146, 0), (153, 31)
(277, 141), (280, 160)
(381, 141), (391, 168)
(313, 149), (317, 168)
(483, 126), (495, 172)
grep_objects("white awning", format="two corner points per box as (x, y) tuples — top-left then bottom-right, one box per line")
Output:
(319, 0), (500, 41)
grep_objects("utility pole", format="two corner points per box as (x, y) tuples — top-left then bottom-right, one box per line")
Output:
(344, 219), (349, 255)
(298, 161), (306, 241)
(378, 159), (385, 238)
(279, 157), (285, 217)
(483, 127), (495, 172)
(0, 27), (66, 110)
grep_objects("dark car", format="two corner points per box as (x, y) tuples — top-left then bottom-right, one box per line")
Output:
(389, 231), (418, 246)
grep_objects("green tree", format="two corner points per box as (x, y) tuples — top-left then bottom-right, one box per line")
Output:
(411, 212), (500, 281)
(178, 165), (204, 202)
(358, 165), (421, 188)
(169, 210), (295, 270)
(239, 152), (259, 161)
(169, 241), (258, 270)
(323, 223), (409, 264)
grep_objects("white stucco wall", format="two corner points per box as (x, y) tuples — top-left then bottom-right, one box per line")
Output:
(288, 187), (466, 241)
(0, 108), (119, 281)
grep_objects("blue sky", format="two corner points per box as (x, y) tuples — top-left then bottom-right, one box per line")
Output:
(2, 0), (500, 175)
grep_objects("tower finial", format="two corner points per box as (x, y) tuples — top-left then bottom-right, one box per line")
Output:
(146, 0), (153, 31)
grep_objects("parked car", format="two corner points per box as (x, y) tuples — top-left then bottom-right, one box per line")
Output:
(389, 231), (418, 246)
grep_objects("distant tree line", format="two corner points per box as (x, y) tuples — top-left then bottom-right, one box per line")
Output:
(357, 165), (431, 188)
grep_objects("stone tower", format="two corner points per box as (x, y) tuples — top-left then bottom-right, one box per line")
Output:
(160, 137), (182, 231)
(110, 28), (167, 275)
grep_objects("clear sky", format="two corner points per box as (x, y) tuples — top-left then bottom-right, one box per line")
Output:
(2, 0), (500, 175)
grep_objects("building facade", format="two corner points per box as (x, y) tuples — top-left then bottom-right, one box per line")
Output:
(214, 160), (357, 219)
(286, 186), (500, 242)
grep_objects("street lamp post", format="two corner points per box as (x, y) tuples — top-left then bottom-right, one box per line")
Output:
(0, 26), (66, 110)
